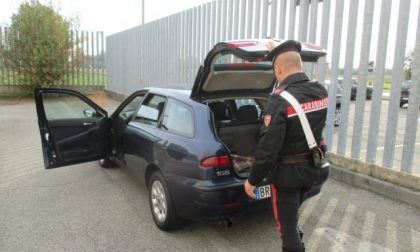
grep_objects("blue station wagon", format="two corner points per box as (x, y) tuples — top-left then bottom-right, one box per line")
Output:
(35, 39), (326, 230)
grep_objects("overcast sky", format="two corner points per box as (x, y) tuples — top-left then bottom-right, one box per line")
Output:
(0, 0), (212, 34)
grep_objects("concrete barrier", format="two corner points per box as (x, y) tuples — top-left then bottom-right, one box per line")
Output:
(328, 153), (420, 209)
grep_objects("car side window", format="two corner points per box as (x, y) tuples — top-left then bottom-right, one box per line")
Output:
(119, 94), (145, 120)
(161, 99), (194, 138)
(134, 94), (166, 127)
(42, 93), (100, 120)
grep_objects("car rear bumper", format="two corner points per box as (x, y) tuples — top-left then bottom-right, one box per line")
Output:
(166, 175), (271, 222)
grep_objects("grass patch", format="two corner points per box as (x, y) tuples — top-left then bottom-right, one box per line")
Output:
(0, 70), (106, 86)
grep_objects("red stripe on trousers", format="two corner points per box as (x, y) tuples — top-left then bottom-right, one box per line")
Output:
(271, 184), (282, 238)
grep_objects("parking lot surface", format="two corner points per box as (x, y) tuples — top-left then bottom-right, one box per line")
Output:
(1, 94), (419, 251)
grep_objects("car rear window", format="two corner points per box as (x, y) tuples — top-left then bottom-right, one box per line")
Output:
(161, 99), (194, 138)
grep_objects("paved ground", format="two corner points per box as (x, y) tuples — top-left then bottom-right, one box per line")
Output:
(1, 95), (419, 251)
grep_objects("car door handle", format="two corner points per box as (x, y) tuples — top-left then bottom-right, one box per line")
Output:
(83, 122), (94, 126)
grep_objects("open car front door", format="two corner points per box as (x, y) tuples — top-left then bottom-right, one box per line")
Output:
(35, 88), (110, 169)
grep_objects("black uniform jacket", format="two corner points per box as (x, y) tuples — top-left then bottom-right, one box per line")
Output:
(248, 72), (328, 188)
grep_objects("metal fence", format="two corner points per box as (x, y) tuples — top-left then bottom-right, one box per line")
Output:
(0, 28), (106, 87)
(106, 0), (420, 175)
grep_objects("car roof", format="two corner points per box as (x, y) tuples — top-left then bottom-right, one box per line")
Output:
(145, 87), (192, 100)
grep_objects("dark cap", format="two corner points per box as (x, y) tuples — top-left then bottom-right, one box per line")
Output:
(266, 40), (302, 62)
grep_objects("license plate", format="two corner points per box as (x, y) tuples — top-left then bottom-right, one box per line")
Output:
(255, 185), (271, 200)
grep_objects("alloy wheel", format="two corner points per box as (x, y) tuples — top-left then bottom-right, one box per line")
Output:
(151, 180), (167, 222)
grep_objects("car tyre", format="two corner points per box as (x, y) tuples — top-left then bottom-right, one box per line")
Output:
(98, 158), (115, 168)
(148, 172), (184, 231)
(334, 108), (341, 127)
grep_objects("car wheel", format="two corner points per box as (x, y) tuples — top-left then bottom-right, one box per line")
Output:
(334, 108), (341, 127)
(148, 172), (184, 231)
(98, 158), (115, 168)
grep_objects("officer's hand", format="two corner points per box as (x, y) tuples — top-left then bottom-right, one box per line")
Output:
(244, 179), (256, 199)
(266, 41), (278, 52)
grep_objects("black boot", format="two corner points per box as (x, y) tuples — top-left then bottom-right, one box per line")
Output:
(282, 245), (305, 252)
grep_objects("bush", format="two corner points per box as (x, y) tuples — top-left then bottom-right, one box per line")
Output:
(1, 1), (73, 88)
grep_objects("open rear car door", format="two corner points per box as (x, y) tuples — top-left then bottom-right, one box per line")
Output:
(34, 88), (110, 169)
(190, 39), (327, 100)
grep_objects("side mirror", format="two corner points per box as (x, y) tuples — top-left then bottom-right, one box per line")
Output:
(84, 108), (96, 118)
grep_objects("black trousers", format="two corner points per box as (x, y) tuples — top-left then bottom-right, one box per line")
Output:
(270, 185), (316, 251)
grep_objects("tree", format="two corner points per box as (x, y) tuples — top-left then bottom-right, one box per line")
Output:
(404, 50), (413, 81)
(1, 1), (72, 87)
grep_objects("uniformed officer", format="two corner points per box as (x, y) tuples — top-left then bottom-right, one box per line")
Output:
(244, 40), (329, 252)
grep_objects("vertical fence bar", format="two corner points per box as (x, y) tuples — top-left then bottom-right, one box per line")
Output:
(211, 1), (216, 47)
(76, 31), (80, 86)
(228, 0), (234, 39)
(101, 32), (105, 87)
(401, 6), (420, 173)
(14, 29), (21, 86)
(87, 31), (91, 86)
(261, 0), (269, 38)
(81, 31), (86, 86)
(208, 1), (216, 52)
(306, 0), (319, 79)
(182, 11), (187, 85)
(197, 6), (203, 65)
(337, 0), (360, 155)
(366, 0), (392, 163)
(233, 0), (240, 39)
(325, 0), (344, 150)
(178, 13), (183, 85)
(254, 0), (261, 38)
(288, 0), (296, 39)
(201, 5), (207, 62)
(96, 31), (100, 86)
(194, 7), (200, 80)
(70, 31), (75, 85)
(11, 28), (17, 85)
(191, 8), (196, 81)
(278, 0), (286, 39)
(240, 0), (247, 39)
(0, 27), (4, 85)
(298, 0), (309, 41)
(351, 0), (374, 159)
(91, 31), (95, 85)
(316, 0), (330, 84)
(307, 0), (318, 43)
(270, 0), (278, 38)
(4, 27), (11, 85)
(247, 0), (253, 38)
(222, 0), (228, 40)
(383, 0), (411, 167)
(188, 9), (193, 83)
(216, 0), (222, 43)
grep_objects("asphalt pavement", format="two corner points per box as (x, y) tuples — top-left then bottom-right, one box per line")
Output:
(0, 95), (419, 252)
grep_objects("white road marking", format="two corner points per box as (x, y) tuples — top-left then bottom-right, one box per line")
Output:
(313, 227), (394, 252)
(386, 220), (398, 252)
(307, 198), (338, 250)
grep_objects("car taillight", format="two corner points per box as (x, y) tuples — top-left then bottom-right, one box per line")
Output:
(201, 155), (231, 168)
